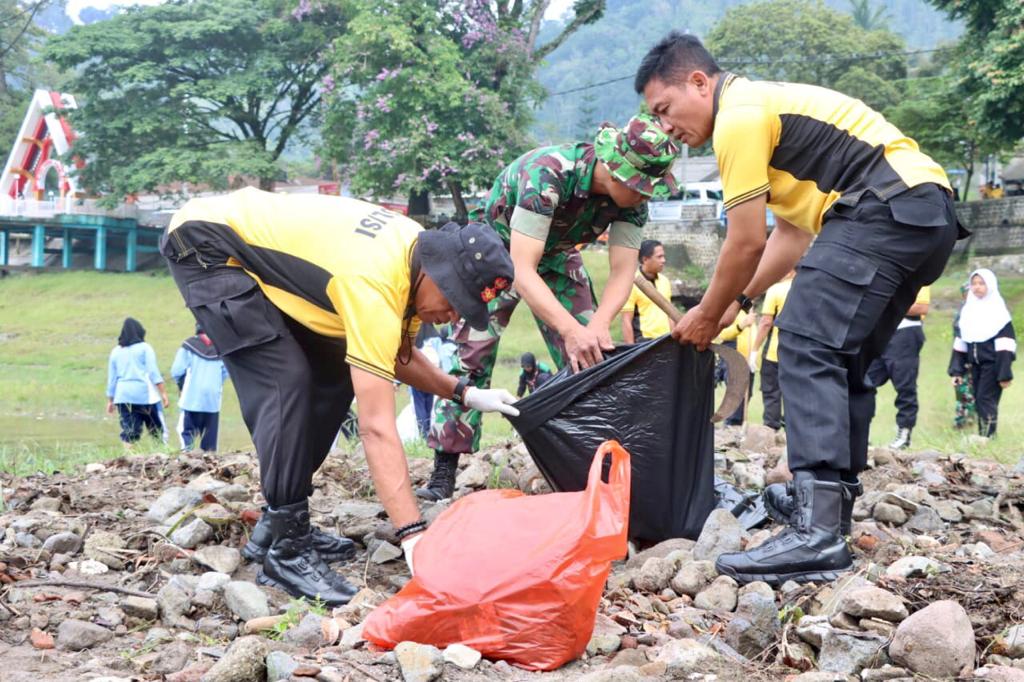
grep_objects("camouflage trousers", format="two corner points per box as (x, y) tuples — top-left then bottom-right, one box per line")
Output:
(953, 375), (977, 430)
(427, 248), (595, 454)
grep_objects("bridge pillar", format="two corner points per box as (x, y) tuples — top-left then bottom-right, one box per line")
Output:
(32, 224), (45, 268)
(0, 230), (7, 266)
(125, 227), (137, 272)
(94, 225), (107, 271)
(62, 229), (73, 269)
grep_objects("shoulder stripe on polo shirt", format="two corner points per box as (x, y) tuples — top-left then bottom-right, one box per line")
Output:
(347, 355), (394, 381)
(724, 183), (771, 210)
(770, 114), (905, 198)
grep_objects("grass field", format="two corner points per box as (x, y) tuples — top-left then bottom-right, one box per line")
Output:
(1, 252), (1022, 474)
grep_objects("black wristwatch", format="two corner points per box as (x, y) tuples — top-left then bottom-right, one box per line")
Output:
(736, 293), (753, 313)
(451, 376), (471, 404)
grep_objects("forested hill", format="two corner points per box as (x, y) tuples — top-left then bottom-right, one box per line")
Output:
(532, 0), (961, 143)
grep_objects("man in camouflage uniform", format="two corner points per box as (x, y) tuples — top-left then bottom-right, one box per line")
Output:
(419, 113), (680, 500)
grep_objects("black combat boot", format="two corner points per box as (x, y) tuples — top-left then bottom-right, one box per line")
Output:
(415, 452), (460, 501)
(763, 477), (862, 536)
(716, 473), (852, 585)
(256, 500), (358, 606)
(242, 505), (356, 564)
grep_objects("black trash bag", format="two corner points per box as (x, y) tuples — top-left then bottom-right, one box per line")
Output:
(507, 336), (716, 543)
(714, 477), (771, 531)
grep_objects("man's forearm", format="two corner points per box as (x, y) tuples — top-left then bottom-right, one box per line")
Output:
(741, 220), (812, 299)
(592, 247), (637, 327)
(361, 429), (421, 527)
(700, 234), (764, 320)
(621, 313), (635, 344)
(394, 348), (458, 398)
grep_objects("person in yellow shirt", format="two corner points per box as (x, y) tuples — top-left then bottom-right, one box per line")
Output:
(752, 271), (795, 431)
(161, 188), (519, 605)
(621, 240), (673, 343)
(865, 286), (931, 449)
(714, 309), (757, 425)
(637, 33), (962, 584)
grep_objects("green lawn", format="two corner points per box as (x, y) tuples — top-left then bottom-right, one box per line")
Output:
(1, 254), (1022, 474)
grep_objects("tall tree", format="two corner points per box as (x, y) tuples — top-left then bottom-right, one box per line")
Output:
(0, 0), (63, 148)
(707, 0), (907, 110)
(927, 0), (1024, 146)
(848, 0), (889, 31)
(45, 0), (350, 199)
(322, 0), (604, 221)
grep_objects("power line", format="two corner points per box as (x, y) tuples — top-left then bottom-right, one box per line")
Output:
(546, 46), (955, 97)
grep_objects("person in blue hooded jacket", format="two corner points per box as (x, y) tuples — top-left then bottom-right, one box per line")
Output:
(106, 317), (169, 446)
(171, 323), (230, 451)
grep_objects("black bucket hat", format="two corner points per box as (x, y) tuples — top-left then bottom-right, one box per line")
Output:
(418, 222), (514, 331)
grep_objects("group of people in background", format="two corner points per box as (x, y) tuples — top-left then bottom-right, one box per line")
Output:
(106, 317), (228, 452)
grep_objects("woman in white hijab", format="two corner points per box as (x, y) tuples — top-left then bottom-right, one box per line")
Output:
(949, 269), (1016, 437)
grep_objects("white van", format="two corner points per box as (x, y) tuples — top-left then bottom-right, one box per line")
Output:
(648, 182), (724, 222)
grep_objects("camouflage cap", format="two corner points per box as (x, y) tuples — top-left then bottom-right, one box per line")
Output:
(594, 113), (680, 198)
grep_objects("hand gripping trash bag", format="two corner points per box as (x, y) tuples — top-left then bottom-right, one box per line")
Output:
(362, 441), (631, 671)
(507, 336), (716, 543)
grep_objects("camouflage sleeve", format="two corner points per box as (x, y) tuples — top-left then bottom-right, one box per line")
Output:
(507, 163), (563, 241)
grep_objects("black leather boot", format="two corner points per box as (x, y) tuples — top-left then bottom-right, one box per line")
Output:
(716, 474), (852, 585)
(415, 452), (460, 501)
(242, 505), (356, 564)
(256, 501), (358, 606)
(763, 477), (861, 535)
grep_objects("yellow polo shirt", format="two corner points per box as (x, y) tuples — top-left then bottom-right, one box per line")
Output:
(169, 187), (421, 381)
(622, 272), (673, 339)
(760, 279), (793, 363)
(713, 74), (950, 233)
(716, 310), (756, 367)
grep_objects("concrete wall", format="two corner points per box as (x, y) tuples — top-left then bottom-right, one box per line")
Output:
(641, 204), (723, 277)
(955, 196), (1024, 256)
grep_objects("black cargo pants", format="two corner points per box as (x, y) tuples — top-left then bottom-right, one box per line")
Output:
(775, 184), (959, 478)
(161, 223), (355, 508)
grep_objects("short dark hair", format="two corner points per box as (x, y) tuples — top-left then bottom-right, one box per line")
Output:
(639, 239), (663, 262)
(520, 352), (536, 369)
(635, 32), (721, 94)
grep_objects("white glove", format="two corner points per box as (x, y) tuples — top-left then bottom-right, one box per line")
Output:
(402, 533), (422, 576)
(463, 387), (520, 417)
(748, 356), (758, 373)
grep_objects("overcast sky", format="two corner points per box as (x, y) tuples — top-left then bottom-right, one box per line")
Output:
(66, 0), (574, 24)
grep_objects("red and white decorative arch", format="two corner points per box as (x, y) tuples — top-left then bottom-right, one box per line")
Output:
(1, 90), (82, 200)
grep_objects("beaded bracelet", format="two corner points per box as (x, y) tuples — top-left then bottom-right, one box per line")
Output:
(395, 520), (427, 541)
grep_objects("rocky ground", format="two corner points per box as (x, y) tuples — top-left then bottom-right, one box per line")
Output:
(2, 426), (1024, 682)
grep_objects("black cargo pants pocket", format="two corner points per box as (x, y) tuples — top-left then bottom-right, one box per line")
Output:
(184, 268), (285, 356)
(775, 244), (879, 350)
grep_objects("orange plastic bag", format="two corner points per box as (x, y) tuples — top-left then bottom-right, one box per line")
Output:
(363, 440), (631, 671)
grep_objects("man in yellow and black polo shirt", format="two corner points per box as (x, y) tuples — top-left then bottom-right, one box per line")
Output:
(637, 33), (962, 585)
(162, 187), (518, 605)
(621, 239), (673, 343)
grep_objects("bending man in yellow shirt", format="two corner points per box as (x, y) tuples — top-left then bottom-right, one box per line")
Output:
(162, 188), (518, 605)
(621, 239), (673, 343)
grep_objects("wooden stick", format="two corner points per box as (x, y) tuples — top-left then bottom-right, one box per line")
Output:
(13, 579), (154, 599)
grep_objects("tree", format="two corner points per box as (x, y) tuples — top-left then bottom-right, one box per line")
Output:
(927, 0), (1024, 146)
(45, 0), (350, 199)
(0, 0), (63, 148)
(848, 0), (889, 31)
(322, 0), (604, 221)
(706, 0), (907, 107)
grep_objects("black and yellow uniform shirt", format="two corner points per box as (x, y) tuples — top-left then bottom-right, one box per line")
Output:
(169, 187), (421, 381)
(713, 74), (950, 234)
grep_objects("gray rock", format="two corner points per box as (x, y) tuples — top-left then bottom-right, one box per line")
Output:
(738, 581), (775, 601)
(200, 635), (268, 682)
(42, 531), (82, 555)
(171, 517), (214, 549)
(197, 571), (232, 592)
(265, 650), (298, 682)
(859, 665), (911, 681)
(885, 556), (949, 579)
(872, 502), (907, 525)
(223, 581), (270, 621)
(693, 575), (739, 611)
(902, 506), (945, 534)
(837, 586), (908, 622)
(742, 424), (777, 453)
(724, 593), (780, 658)
(587, 613), (626, 656)
(789, 673), (856, 681)
(283, 613), (323, 650)
(633, 557), (675, 593)
(333, 500), (384, 521)
(974, 665), (1024, 681)
(197, 616), (238, 641)
(152, 640), (192, 675)
(157, 579), (193, 624)
(795, 615), (832, 648)
(339, 622), (365, 651)
(31, 495), (62, 511)
(655, 638), (719, 676)
(670, 560), (717, 597)
(193, 546), (241, 575)
(693, 509), (744, 563)
(394, 641), (444, 682)
(732, 462), (766, 490)
(148, 487), (202, 523)
(443, 643), (482, 669)
(84, 530), (126, 570)
(122, 595), (158, 620)
(574, 667), (646, 682)
(889, 600), (975, 678)
(818, 630), (889, 674)
(15, 532), (41, 548)
(56, 619), (114, 650)
(95, 606), (124, 629)
(369, 539), (403, 564)
(996, 624), (1024, 658)
(625, 538), (695, 570)
(455, 459), (490, 488)
(930, 499), (963, 522)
